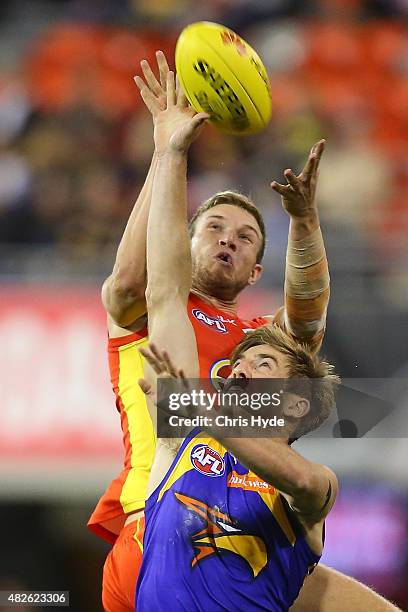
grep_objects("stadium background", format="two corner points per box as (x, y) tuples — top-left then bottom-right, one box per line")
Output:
(0, 0), (407, 609)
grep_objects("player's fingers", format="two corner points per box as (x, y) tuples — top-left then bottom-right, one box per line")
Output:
(270, 181), (291, 196)
(156, 50), (170, 90)
(139, 348), (163, 374)
(195, 112), (210, 124)
(179, 371), (191, 393)
(134, 76), (161, 115)
(300, 152), (316, 181)
(162, 350), (178, 377)
(139, 345), (158, 364)
(189, 112), (210, 134)
(313, 139), (325, 169)
(149, 343), (167, 364)
(140, 59), (162, 97)
(140, 344), (166, 370)
(178, 112), (209, 147)
(150, 345), (176, 375)
(284, 169), (300, 190)
(305, 139), (326, 179)
(138, 378), (152, 395)
(166, 71), (176, 107)
(176, 75), (188, 108)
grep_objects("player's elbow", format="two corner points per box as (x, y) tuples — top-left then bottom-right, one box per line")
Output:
(292, 468), (337, 516)
(286, 464), (326, 499)
(105, 271), (146, 306)
(102, 274), (147, 324)
(290, 473), (315, 498)
(111, 267), (147, 302)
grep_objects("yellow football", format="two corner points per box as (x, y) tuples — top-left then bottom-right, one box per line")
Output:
(175, 21), (272, 135)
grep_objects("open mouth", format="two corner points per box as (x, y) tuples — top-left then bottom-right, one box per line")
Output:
(216, 251), (233, 266)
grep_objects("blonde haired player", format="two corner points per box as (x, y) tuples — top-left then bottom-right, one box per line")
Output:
(90, 53), (400, 611)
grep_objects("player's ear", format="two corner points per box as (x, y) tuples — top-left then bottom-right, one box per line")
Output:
(248, 263), (263, 285)
(283, 397), (310, 419)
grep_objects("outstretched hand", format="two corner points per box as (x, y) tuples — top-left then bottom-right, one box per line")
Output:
(136, 50), (170, 117)
(271, 139), (325, 219)
(140, 343), (187, 380)
(138, 343), (189, 407)
(134, 51), (209, 155)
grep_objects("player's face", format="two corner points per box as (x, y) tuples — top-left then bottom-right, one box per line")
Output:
(191, 204), (263, 299)
(229, 344), (310, 430)
(230, 344), (290, 379)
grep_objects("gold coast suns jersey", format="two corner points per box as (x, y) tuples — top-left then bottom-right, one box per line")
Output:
(136, 429), (322, 611)
(88, 294), (268, 543)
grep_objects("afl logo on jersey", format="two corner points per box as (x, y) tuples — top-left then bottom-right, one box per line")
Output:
(191, 444), (225, 477)
(192, 309), (227, 333)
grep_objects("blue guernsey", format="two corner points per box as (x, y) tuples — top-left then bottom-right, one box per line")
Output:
(136, 429), (322, 611)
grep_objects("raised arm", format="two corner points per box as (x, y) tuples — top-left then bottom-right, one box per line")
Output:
(134, 68), (209, 390)
(102, 52), (169, 329)
(271, 141), (330, 352)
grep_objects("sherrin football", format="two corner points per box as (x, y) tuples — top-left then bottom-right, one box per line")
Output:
(175, 21), (272, 135)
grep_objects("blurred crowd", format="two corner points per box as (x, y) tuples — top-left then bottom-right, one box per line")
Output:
(1, 3), (408, 610)
(0, 0), (407, 376)
(0, 0), (407, 280)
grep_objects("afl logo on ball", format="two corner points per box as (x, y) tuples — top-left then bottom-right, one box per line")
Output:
(191, 444), (225, 477)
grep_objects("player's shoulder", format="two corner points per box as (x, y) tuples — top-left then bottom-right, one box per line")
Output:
(106, 291), (197, 343)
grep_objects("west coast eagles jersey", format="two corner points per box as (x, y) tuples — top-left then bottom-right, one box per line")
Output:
(136, 429), (322, 611)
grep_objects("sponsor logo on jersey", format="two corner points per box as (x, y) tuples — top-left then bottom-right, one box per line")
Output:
(192, 309), (228, 333)
(227, 470), (275, 493)
(174, 492), (267, 577)
(190, 444), (225, 477)
(217, 315), (237, 326)
(209, 358), (231, 380)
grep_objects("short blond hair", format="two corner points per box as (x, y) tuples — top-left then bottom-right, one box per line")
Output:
(231, 324), (340, 439)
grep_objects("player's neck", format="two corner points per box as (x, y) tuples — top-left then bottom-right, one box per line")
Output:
(191, 287), (238, 316)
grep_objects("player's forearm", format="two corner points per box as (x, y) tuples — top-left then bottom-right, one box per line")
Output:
(146, 150), (191, 308)
(144, 149), (199, 383)
(284, 215), (330, 350)
(216, 436), (334, 518)
(215, 435), (320, 501)
(291, 565), (403, 612)
(110, 153), (158, 296)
